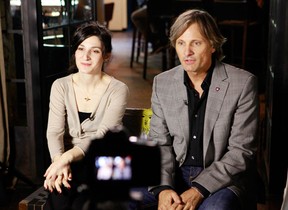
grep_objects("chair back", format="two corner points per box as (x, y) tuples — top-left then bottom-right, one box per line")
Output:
(122, 108), (152, 137)
(212, 0), (259, 21)
(104, 2), (114, 28)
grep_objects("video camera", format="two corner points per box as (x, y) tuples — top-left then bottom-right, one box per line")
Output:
(77, 126), (161, 201)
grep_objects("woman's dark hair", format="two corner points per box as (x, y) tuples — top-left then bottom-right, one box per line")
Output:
(169, 9), (227, 61)
(68, 21), (112, 73)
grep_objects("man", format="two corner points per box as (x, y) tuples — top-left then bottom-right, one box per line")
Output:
(137, 9), (259, 210)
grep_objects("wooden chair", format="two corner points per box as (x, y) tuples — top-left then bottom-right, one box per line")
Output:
(213, 0), (260, 68)
(217, 19), (258, 68)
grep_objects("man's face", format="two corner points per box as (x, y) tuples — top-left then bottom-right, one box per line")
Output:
(175, 23), (215, 75)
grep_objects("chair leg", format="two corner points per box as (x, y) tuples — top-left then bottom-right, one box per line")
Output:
(136, 32), (142, 62)
(130, 27), (137, 68)
(143, 38), (149, 79)
(130, 27), (148, 79)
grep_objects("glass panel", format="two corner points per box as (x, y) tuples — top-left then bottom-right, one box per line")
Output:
(42, 0), (94, 51)
(7, 82), (27, 126)
(10, 0), (22, 30)
(71, 0), (93, 22)
(6, 1), (26, 126)
(42, 0), (93, 30)
(13, 34), (25, 79)
(42, 0), (65, 29)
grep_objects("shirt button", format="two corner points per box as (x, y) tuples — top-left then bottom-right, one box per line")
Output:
(195, 114), (198, 118)
(191, 156), (195, 160)
(193, 135), (196, 139)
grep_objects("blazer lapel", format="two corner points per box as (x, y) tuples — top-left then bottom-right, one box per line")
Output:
(203, 61), (229, 156)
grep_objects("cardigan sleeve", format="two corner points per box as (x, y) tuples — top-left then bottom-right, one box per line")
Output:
(46, 79), (67, 160)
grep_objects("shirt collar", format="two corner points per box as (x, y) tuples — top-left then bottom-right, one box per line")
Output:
(183, 59), (215, 91)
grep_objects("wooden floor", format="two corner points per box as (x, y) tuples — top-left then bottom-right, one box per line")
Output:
(105, 30), (163, 109)
(0, 30), (283, 210)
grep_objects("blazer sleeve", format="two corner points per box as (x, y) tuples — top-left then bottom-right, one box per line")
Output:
(149, 75), (177, 189)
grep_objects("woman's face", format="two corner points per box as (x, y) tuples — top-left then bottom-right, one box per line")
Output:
(75, 36), (105, 74)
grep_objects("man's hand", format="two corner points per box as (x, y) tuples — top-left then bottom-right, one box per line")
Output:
(179, 187), (204, 210)
(157, 187), (204, 210)
(158, 189), (183, 210)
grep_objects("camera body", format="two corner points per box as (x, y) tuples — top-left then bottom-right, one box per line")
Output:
(79, 127), (161, 201)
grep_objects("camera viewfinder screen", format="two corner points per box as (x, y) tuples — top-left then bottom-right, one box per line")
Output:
(95, 156), (132, 181)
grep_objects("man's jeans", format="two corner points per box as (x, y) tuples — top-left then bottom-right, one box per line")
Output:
(129, 166), (241, 210)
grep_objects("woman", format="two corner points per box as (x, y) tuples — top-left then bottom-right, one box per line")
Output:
(43, 21), (129, 194)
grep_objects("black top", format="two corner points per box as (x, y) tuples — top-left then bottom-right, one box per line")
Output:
(78, 112), (91, 123)
(183, 63), (214, 166)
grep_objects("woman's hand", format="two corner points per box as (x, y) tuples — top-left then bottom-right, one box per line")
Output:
(43, 155), (72, 193)
(43, 147), (84, 193)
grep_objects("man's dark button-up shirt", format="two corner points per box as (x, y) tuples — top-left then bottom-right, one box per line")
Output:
(183, 65), (214, 166)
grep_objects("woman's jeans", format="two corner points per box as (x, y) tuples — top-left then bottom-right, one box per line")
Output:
(129, 166), (241, 210)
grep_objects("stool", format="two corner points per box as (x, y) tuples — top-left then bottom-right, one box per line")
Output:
(130, 26), (168, 79)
